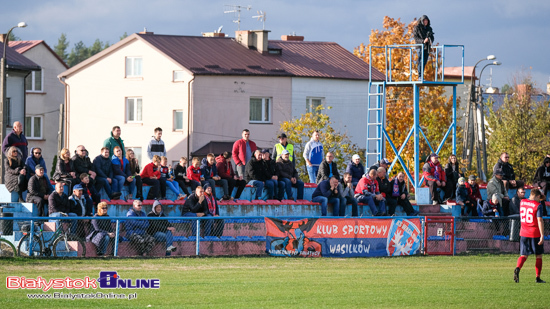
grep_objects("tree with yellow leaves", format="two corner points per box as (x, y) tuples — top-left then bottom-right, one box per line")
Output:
(354, 16), (460, 178)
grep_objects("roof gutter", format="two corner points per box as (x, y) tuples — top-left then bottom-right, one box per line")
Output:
(187, 75), (195, 159)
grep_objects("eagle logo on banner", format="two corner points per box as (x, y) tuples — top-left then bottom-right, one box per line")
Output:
(387, 218), (421, 256)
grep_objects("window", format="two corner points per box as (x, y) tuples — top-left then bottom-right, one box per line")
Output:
(26, 69), (43, 92)
(25, 116), (43, 139)
(126, 97), (143, 122)
(173, 110), (184, 131)
(173, 71), (185, 82)
(125, 57), (142, 77)
(249, 97), (272, 123)
(306, 97), (324, 114)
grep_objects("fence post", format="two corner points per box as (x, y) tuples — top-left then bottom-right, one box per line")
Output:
(29, 219), (35, 256)
(195, 218), (200, 256)
(114, 220), (120, 257)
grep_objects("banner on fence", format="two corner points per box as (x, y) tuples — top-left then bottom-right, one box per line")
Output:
(265, 217), (421, 257)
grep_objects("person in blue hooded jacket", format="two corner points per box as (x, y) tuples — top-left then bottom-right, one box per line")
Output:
(303, 130), (324, 183)
(126, 200), (155, 256)
(93, 147), (121, 200)
(201, 153), (229, 200)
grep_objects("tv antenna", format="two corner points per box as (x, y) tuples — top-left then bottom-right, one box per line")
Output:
(224, 4), (252, 30)
(252, 10), (267, 30)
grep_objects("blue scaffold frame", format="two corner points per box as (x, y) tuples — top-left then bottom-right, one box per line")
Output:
(367, 43), (464, 194)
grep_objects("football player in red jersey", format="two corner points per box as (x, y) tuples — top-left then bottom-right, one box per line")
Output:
(515, 188), (546, 283)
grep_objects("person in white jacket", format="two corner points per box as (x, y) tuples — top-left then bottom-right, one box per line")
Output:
(302, 130), (324, 183)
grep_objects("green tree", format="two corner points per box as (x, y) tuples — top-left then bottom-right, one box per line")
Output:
(279, 106), (363, 182)
(67, 41), (90, 67)
(120, 32), (128, 40)
(486, 74), (550, 182)
(54, 33), (69, 63)
(8, 32), (20, 42)
(90, 39), (106, 56)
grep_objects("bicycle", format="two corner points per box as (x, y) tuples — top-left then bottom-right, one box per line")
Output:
(17, 213), (87, 257)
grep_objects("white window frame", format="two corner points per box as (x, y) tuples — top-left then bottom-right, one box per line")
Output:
(26, 69), (44, 92)
(306, 97), (324, 114)
(173, 71), (186, 82)
(25, 115), (43, 139)
(249, 97), (272, 124)
(125, 57), (143, 77)
(126, 97), (143, 123)
(173, 110), (184, 131)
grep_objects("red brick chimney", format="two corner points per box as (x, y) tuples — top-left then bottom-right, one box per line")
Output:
(281, 35), (304, 41)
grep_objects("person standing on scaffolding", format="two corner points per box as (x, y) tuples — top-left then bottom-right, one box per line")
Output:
(413, 15), (434, 79)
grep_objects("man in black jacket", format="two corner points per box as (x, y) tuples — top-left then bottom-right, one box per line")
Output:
(26, 165), (53, 217)
(49, 182), (78, 232)
(509, 187), (526, 217)
(244, 150), (274, 200)
(93, 147), (121, 200)
(71, 145), (97, 184)
(493, 152), (524, 190)
(316, 152), (340, 183)
(413, 15), (434, 78)
(276, 150), (304, 200)
(376, 167), (399, 215)
(181, 186), (212, 236)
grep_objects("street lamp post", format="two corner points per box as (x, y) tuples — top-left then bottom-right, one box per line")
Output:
(463, 55), (496, 167)
(0, 22), (27, 183)
(476, 61), (501, 181)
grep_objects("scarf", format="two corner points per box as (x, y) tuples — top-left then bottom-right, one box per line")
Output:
(392, 178), (400, 197)
(429, 161), (442, 181)
(205, 194), (216, 215)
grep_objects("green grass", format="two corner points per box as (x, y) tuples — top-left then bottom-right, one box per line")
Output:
(1, 255), (548, 308)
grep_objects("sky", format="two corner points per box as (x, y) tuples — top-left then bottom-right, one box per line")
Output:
(2, 0), (549, 91)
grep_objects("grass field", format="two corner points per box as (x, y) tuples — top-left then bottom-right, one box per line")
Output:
(1, 255), (549, 308)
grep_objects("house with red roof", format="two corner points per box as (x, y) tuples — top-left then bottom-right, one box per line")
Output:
(9, 40), (68, 171)
(58, 30), (384, 165)
(0, 40), (41, 146)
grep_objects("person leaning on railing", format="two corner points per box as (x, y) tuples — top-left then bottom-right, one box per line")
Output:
(87, 202), (115, 256)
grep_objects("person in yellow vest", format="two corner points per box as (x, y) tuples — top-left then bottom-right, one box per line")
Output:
(272, 133), (295, 169)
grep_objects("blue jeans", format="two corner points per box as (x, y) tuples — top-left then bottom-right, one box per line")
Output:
(125, 178), (136, 197)
(182, 213), (213, 236)
(312, 195), (341, 216)
(164, 179), (180, 195)
(306, 165), (319, 184)
(49, 212), (78, 233)
(279, 178), (304, 200)
(264, 179), (276, 200)
(344, 196), (359, 217)
(97, 234), (111, 255)
(95, 177), (113, 196)
(153, 230), (173, 249)
(357, 195), (386, 215)
(113, 175), (126, 193)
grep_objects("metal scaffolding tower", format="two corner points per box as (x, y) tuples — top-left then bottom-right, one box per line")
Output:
(366, 44), (464, 194)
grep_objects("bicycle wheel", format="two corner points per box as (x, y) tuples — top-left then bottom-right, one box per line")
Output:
(0, 238), (17, 257)
(53, 234), (86, 257)
(17, 234), (42, 257)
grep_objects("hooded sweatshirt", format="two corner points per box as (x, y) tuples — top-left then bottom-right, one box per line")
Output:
(303, 138), (324, 166)
(533, 157), (550, 183)
(147, 202), (171, 234)
(215, 155), (234, 179)
(147, 136), (166, 160)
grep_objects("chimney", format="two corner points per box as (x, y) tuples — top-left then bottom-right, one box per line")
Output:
(139, 28), (154, 35)
(235, 30), (270, 53)
(202, 32), (226, 38)
(281, 35), (304, 41)
(0, 34), (6, 43)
